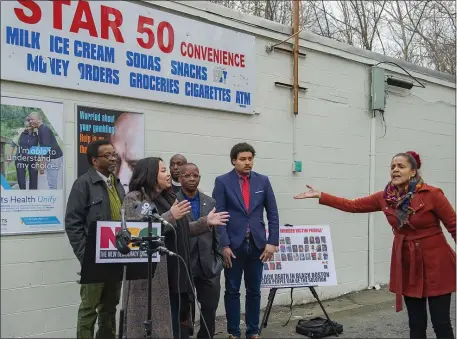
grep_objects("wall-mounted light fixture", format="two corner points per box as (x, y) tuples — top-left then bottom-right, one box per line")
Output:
(386, 76), (414, 89)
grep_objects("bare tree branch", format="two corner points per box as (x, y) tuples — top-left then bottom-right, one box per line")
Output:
(209, 0), (456, 74)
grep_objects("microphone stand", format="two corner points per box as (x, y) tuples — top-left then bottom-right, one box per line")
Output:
(118, 264), (127, 339)
(118, 209), (129, 339)
(143, 212), (154, 339)
(131, 212), (166, 339)
(126, 202), (172, 339)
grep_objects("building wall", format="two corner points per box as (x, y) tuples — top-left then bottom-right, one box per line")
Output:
(373, 80), (456, 284)
(1, 1), (455, 337)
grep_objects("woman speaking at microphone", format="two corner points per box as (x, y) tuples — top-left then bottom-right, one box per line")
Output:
(121, 157), (229, 339)
(294, 151), (455, 339)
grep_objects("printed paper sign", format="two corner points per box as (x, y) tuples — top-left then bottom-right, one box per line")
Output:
(261, 225), (338, 288)
(95, 221), (162, 263)
(76, 106), (144, 194)
(1, 97), (64, 235)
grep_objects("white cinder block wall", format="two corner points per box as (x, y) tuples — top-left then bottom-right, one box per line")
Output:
(1, 1), (455, 337)
(373, 80), (456, 283)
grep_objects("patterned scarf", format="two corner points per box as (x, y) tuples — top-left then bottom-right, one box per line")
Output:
(384, 176), (424, 228)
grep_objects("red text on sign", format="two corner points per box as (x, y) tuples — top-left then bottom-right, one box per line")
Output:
(100, 226), (122, 248)
(14, 0), (125, 43)
(180, 42), (246, 68)
(308, 228), (323, 233)
(280, 229), (295, 233)
(136, 15), (174, 53)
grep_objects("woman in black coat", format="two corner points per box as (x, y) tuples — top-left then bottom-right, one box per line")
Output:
(121, 157), (228, 338)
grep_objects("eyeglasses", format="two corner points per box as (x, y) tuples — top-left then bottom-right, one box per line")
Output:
(97, 153), (119, 160)
(181, 174), (200, 179)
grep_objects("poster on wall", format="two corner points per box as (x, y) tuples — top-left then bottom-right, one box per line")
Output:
(77, 106), (144, 192)
(95, 221), (161, 263)
(1, 1), (255, 114)
(261, 225), (338, 288)
(0, 96), (64, 235)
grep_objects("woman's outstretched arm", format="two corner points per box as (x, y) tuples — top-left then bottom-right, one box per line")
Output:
(294, 185), (383, 213)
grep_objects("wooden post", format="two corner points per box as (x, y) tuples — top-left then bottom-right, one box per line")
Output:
(293, 0), (299, 116)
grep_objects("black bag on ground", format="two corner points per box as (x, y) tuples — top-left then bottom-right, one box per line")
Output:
(296, 317), (343, 338)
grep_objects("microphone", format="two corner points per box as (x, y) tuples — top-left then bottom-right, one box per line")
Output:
(116, 208), (132, 255)
(134, 201), (174, 228)
(151, 212), (174, 228)
(134, 201), (152, 218)
(121, 208), (128, 232)
(157, 246), (178, 257)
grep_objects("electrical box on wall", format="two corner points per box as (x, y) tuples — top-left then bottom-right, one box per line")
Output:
(293, 161), (302, 173)
(371, 66), (385, 111)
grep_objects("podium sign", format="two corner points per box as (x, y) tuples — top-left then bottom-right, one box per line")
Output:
(95, 221), (161, 263)
(261, 225), (337, 288)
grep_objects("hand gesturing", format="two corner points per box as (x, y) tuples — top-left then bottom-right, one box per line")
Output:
(207, 207), (230, 226)
(293, 185), (321, 199)
(170, 200), (191, 220)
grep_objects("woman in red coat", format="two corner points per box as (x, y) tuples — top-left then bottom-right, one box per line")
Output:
(294, 152), (456, 339)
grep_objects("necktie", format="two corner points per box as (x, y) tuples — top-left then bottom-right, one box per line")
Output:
(241, 176), (250, 211)
(106, 175), (113, 190)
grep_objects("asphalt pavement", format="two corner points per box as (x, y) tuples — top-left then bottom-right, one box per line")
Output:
(210, 286), (456, 338)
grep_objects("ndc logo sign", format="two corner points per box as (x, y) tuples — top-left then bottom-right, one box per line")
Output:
(99, 225), (158, 249)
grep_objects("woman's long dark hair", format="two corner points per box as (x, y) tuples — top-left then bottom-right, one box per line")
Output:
(128, 157), (175, 203)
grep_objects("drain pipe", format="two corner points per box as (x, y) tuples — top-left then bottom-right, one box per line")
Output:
(368, 110), (378, 290)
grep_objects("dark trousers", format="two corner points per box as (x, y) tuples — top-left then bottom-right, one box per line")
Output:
(15, 160), (37, 190)
(77, 282), (122, 339)
(190, 274), (221, 338)
(404, 293), (455, 339)
(224, 238), (264, 338)
(170, 293), (190, 339)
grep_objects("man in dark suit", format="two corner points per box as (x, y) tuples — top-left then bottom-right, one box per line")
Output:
(170, 154), (187, 193)
(212, 143), (279, 339)
(177, 163), (223, 338)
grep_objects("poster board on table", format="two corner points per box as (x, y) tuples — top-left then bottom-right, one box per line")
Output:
(261, 225), (338, 288)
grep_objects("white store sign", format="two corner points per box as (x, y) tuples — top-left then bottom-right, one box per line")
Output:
(1, 0), (256, 114)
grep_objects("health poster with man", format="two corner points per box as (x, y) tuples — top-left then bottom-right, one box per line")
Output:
(261, 225), (337, 288)
(76, 106), (144, 192)
(95, 221), (161, 263)
(0, 96), (65, 235)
